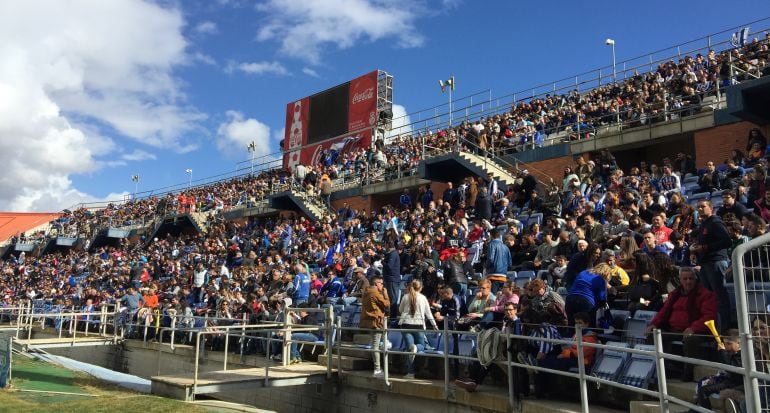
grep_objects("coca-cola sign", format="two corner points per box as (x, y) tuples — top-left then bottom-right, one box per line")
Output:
(352, 87), (374, 104)
(348, 71), (378, 132)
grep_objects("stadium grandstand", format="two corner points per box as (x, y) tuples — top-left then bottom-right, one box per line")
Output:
(3, 18), (770, 413)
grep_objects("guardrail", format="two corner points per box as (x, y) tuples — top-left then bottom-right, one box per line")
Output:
(7, 298), (764, 412)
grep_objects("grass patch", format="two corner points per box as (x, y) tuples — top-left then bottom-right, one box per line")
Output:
(1, 356), (208, 413)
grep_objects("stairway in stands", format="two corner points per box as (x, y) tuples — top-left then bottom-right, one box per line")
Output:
(288, 189), (334, 222)
(455, 150), (520, 188)
(188, 211), (211, 233)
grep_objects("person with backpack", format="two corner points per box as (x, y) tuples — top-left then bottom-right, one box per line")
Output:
(455, 302), (526, 394)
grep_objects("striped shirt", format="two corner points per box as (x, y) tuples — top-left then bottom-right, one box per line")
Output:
(529, 323), (562, 355)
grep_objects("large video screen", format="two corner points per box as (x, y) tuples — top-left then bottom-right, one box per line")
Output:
(307, 83), (350, 144)
(283, 70), (379, 171)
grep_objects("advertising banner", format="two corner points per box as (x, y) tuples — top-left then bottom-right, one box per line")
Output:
(283, 97), (310, 171)
(348, 70), (378, 133)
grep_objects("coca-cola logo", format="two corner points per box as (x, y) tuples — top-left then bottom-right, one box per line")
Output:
(309, 145), (324, 166)
(352, 87), (374, 104)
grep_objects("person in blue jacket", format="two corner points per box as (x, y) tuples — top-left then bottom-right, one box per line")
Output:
(565, 263), (609, 327)
(292, 263), (311, 306)
(320, 270), (346, 305)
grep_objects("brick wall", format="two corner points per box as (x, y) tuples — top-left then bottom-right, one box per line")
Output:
(523, 155), (574, 186)
(331, 196), (371, 215)
(694, 122), (770, 167)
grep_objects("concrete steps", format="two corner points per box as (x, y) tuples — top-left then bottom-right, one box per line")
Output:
(629, 401), (689, 413)
(457, 151), (518, 186)
(289, 190), (331, 221)
(520, 399), (626, 413)
(317, 353), (372, 370)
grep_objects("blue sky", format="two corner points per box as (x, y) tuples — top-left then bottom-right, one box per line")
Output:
(0, 0), (767, 212)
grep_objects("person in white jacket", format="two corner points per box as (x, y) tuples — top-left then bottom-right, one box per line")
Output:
(398, 280), (438, 378)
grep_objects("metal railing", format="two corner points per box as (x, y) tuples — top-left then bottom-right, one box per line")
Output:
(8, 297), (762, 412)
(328, 315), (742, 413)
(731, 231), (770, 413)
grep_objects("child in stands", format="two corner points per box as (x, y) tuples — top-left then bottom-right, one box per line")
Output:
(693, 329), (743, 410)
(534, 312), (597, 398)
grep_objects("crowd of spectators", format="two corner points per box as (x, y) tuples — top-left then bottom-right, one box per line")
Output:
(0, 32), (769, 407)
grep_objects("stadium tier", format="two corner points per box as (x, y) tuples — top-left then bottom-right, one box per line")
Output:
(2, 22), (770, 413)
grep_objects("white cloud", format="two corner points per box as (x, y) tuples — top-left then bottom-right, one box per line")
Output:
(216, 111), (277, 159)
(385, 104), (412, 141)
(225, 60), (289, 76)
(192, 51), (217, 66)
(0, 0), (202, 211)
(256, 0), (426, 64)
(302, 67), (319, 77)
(194, 21), (218, 35)
(121, 149), (157, 162)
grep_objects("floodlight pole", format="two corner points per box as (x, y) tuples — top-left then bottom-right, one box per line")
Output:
(247, 141), (257, 176)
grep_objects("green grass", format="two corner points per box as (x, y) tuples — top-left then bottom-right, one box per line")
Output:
(0, 357), (209, 413)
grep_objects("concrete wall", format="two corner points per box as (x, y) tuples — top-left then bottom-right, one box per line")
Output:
(44, 339), (504, 413)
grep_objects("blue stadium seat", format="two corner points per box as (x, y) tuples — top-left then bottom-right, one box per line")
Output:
(632, 310), (657, 324)
(687, 192), (710, 206)
(683, 175), (699, 184)
(591, 341), (630, 382)
(528, 213), (543, 227)
(617, 344), (657, 389)
(514, 276), (531, 289)
(622, 318), (648, 346)
(517, 270), (536, 280)
(388, 331), (404, 351)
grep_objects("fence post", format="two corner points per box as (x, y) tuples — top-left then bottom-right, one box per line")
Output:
(383, 317), (390, 385)
(506, 332), (514, 411)
(223, 330), (230, 371)
(576, 326), (589, 413)
(443, 317), (449, 400)
(193, 331), (201, 401)
(326, 306), (333, 379)
(170, 316), (177, 351)
(239, 314), (246, 363)
(653, 329), (670, 413)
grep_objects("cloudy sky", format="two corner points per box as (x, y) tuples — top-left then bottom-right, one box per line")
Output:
(0, 0), (765, 211)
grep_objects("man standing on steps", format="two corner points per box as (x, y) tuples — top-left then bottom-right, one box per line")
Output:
(320, 175), (332, 208)
(443, 182), (457, 212)
(360, 275), (390, 378)
(487, 172), (498, 200)
(485, 229), (512, 293)
(692, 200), (732, 333)
(382, 241), (402, 317)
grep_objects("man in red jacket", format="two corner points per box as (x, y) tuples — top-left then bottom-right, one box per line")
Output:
(645, 267), (717, 381)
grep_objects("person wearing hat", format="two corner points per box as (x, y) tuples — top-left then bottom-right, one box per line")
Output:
(344, 267), (370, 306)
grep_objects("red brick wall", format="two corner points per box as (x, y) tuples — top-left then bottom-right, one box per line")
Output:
(331, 196), (372, 215)
(694, 122), (770, 167)
(525, 155), (574, 185)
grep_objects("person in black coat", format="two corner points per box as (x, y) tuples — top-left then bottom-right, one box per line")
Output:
(717, 190), (749, 220)
(443, 182), (458, 208)
(475, 187), (492, 221)
(382, 241), (401, 317)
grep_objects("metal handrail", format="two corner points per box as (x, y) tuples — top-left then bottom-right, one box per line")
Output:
(12, 297), (757, 413)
